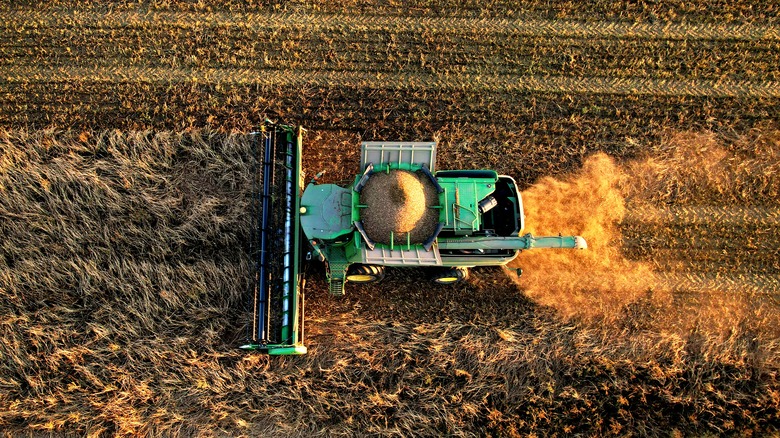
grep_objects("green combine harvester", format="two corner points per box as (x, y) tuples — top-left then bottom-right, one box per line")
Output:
(241, 122), (587, 355)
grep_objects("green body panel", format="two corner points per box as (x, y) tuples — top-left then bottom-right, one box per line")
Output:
(437, 174), (497, 235)
(350, 176), (363, 223)
(268, 346), (309, 355)
(301, 184), (352, 240)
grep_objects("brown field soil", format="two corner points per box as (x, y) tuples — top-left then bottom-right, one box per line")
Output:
(1, 1), (779, 436)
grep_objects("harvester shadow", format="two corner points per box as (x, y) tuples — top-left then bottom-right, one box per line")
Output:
(305, 264), (543, 329)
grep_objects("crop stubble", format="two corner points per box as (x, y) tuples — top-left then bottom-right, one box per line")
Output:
(1, 1), (779, 436)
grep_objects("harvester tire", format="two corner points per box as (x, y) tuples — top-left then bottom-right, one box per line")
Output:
(432, 267), (469, 285)
(345, 264), (385, 284)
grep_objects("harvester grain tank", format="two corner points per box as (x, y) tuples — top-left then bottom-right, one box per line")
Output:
(241, 122), (586, 355)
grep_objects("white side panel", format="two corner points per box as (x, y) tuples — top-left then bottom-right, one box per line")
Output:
(360, 142), (437, 172)
(362, 245), (442, 266)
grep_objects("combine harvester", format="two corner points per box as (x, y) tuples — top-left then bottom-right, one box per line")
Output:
(241, 122), (586, 355)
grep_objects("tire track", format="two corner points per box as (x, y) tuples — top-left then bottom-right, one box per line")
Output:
(5, 65), (780, 98)
(624, 205), (780, 226)
(641, 248), (778, 273)
(653, 272), (780, 294)
(6, 25), (778, 83)
(624, 204), (780, 294)
(5, 10), (780, 42)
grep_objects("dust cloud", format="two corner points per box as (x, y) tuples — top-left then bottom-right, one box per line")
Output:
(506, 153), (656, 320)
(507, 129), (780, 335)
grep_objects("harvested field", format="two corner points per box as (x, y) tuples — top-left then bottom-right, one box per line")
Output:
(1, 1), (779, 436)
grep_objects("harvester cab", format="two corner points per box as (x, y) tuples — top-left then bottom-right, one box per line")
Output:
(242, 122), (587, 355)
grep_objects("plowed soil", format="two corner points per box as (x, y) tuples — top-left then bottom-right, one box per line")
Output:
(1, 1), (779, 436)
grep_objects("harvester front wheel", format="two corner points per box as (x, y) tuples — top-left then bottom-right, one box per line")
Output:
(345, 264), (385, 284)
(432, 267), (469, 285)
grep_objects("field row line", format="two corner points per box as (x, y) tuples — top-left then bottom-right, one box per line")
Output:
(5, 66), (780, 99)
(653, 272), (780, 294)
(7, 10), (780, 42)
(625, 205), (780, 226)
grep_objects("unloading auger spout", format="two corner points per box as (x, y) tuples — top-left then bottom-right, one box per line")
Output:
(437, 235), (588, 251)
